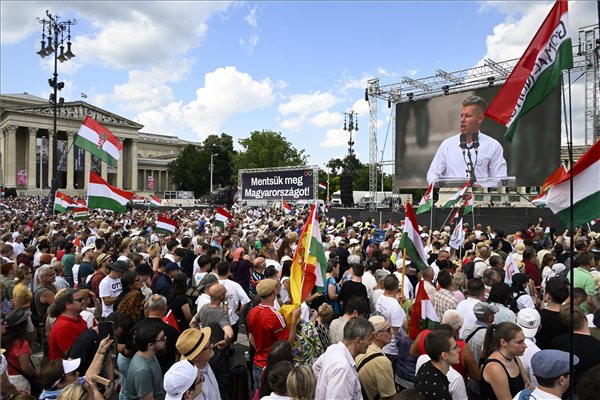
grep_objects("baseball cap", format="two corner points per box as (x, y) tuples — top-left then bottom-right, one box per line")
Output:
(197, 274), (218, 291)
(369, 315), (391, 333)
(80, 245), (95, 255)
(473, 302), (499, 321)
(349, 238), (360, 246)
(517, 308), (541, 338)
(512, 273), (530, 284)
(531, 350), (579, 378)
(165, 262), (182, 273)
(256, 279), (277, 297)
(164, 360), (198, 400)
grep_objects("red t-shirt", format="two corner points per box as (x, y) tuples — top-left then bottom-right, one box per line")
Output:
(247, 304), (289, 368)
(49, 314), (88, 360)
(6, 339), (32, 375)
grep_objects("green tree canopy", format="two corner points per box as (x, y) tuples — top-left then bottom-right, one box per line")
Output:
(235, 130), (307, 170)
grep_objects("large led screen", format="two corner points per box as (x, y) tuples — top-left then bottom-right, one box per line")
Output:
(394, 86), (561, 188)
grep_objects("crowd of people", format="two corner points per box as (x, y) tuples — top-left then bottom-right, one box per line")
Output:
(0, 195), (600, 400)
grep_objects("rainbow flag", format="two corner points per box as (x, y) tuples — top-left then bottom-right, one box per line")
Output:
(290, 204), (328, 306)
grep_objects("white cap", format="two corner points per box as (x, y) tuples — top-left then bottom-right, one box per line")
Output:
(164, 360), (198, 400)
(517, 308), (541, 338)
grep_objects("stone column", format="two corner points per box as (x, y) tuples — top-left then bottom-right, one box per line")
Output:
(101, 158), (108, 180)
(28, 127), (38, 189)
(4, 126), (17, 187)
(157, 170), (162, 193)
(83, 151), (91, 189)
(130, 139), (138, 191)
(165, 170), (169, 191)
(117, 139), (124, 188)
(142, 169), (146, 191)
(66, 131), (75, 190)
(47, 131), (54, 189)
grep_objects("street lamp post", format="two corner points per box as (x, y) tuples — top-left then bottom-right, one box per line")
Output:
(210, 154), (216, 193)
(36, 10), (76, 210)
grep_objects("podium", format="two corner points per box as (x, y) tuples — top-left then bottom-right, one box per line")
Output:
(432, 177), (517, 189)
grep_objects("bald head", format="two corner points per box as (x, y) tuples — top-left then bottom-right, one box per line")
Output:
(254, 257), (266, 270)
(208, 283), (227, 302)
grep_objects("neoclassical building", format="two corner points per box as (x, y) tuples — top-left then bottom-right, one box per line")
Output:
(0, 93), (197, 196)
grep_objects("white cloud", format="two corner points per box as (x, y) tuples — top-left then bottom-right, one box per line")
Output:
(278, 92), (337, 116)
(0, 1), (48, 45)
(137, 66), (275, 140)
(321, 128), (350, 148)
(239, 5), (260, 54)
(279, 117), (304, 131)
(244, 6), (258, 28)
(310, 111), (344, 128)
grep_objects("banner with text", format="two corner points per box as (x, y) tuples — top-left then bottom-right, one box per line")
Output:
(240, 168), (315, 201)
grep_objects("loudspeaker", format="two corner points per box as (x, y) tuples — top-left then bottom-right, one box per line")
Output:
(340, 175), (354, 207)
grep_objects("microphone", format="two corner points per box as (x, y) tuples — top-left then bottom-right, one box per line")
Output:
(472, 132), (480, 150)
(459, 134), (467, 150)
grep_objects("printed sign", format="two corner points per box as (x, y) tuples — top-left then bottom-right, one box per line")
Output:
(240, 168), (315, 201)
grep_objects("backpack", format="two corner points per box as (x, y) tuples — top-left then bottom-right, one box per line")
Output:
(463, 261), (476, 280)
(507, 291), (527, 314)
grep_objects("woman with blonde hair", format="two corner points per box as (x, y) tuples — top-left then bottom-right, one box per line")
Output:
(286, 365), (316, 400)
(12, 265), (33, 310)
(148, 243), (161, 271)
(452, 272), (467, 302)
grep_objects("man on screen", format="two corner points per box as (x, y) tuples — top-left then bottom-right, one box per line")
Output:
(426, 96), (507, 185)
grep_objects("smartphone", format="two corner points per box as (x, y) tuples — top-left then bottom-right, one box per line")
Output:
(98, 321), (115, 340)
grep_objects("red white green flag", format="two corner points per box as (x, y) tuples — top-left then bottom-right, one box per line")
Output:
(416, 182), (434, 214)
(464, 193), (475, 215)
(74, 116), (122, 167)
(443, 182), (470, 208)
(547, 140), (600, 227)
(318, 182), (327, 191)
(449, 208), (461, 225)
(409, 278), (440, 339)
(156, 216), (177, 234)
(54, 191), (77, 213)
(531, 163), (568, 208)
(73, 207), (89, 221)
(484, 0), (572, 142)
(290, 204), (328, 306)
(215, 207), (232, 228)
(87, 172), (133, 213)
(449, 218), (464, 250)
(399, 202), (429, 272)
(149, 195), (161, 208)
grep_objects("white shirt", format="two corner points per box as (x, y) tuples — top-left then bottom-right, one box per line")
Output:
(375, 295), (406, 356)
(98, 275), (122, 317)
(194, 364), (221, 400)
(362, 271), (377, 301)
(427, 132), (508, 185)
(371, 288), (384, 313)
(219, 279), (250, 325)
(473, 258), (490, 278)
(393, 271), (414, 300)
(313, 342), (362, 400)
(260, 394), (291, 400)
(519, 337), (541, 387)
(195, 293), (211, 314)
(416, 354), (467, 400)
(457, 297), (481, 338)
(512, 387), (561, 400)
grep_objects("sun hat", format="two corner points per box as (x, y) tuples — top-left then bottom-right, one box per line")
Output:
(176, 328), (212, 361)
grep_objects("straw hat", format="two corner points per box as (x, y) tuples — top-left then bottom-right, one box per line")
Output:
(176, 328), (211, 361)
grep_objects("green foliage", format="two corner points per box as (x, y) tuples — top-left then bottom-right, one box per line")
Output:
(235, 130), (308, 170)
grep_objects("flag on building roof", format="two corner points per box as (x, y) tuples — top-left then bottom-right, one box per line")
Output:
(318, 182), (327, 191)
(73, 207), (89, 221)
(399, 202), (429, 272)
(282, 198), (292, 215)
(449, 218), (464, 250)
(156, 216), (177, 235)
(74, 116), (123, 167)
(546, 140), (600, 227)
(416, 182), (434, 215)
(149, 195), (161, 208)
(409, 279), (440, 339)
(215, 207), (232, 228)
(443, 182), (470, 208)
(484, 0), (572, 142)
(54, 191), (77, 213)
(80, 93), (88, 99)
(87, 172), (133, 213)
(464, 193), (475, 215)
(290, 204), (328, 306)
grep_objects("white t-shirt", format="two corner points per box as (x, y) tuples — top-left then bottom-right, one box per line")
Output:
(519, 337), (541, 387)
(393, 271), (414, 300)
(362, 271), (377, 301)
(457, 297), (480, 338)
(375, 295), (406, 356)
(265, 259), (282, 273)
(98, 275), (122, 317)
(219, 279), (250, 325)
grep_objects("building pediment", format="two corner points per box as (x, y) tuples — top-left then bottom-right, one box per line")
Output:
(6, 101), (143, 130)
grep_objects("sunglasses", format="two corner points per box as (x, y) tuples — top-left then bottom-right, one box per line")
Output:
(72, 298), (86, 303)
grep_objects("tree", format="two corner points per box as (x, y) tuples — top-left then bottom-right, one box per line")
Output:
(168, 145), (206, 196)
(235, 130), (307, 170)
(202, 134), (235, 188)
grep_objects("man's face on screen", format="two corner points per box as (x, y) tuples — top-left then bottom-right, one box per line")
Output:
(460, 105), (484, 136)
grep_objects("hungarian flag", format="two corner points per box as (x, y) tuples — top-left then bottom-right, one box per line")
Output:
(449, 208), (461, 225)
(215, 207), (232, 228)
(54, 191), (77, 213)
(531, 163), (568, 208)
(543, 224), (551, 239)
(282, 198), (292, 215)
(443, 182), (470, 208)
(318, 182), (327, 191)
(156, 216), (177, 234)
(399, 202), (429, 271)
(504, 253), (521, 285)
(484, 0), (572, 142)
(74, 116), (122, 167)
(409, 279), (440, 339)
(149, 195), (161, 208)
(547, 140), (600, 227)
(590, 218), (599, 226)
(464, 193), (475, 215)
(290, 204), (328, 306)
(416, 182), (434, 214)
(73, 207), (89, 221)
(449, 218), (464, 250)
(531, 192), (548, 208)
(87, 172), (133, 213)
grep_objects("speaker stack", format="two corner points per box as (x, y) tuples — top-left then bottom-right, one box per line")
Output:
(340, 175), (354, 207)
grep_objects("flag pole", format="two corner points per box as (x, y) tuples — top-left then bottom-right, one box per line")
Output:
(400, 247), (407, 302)
(430, 181), (435, 240)
(565, 69), (575, 400)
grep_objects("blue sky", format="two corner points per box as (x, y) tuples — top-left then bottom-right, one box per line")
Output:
(1, 1), (595, 173)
